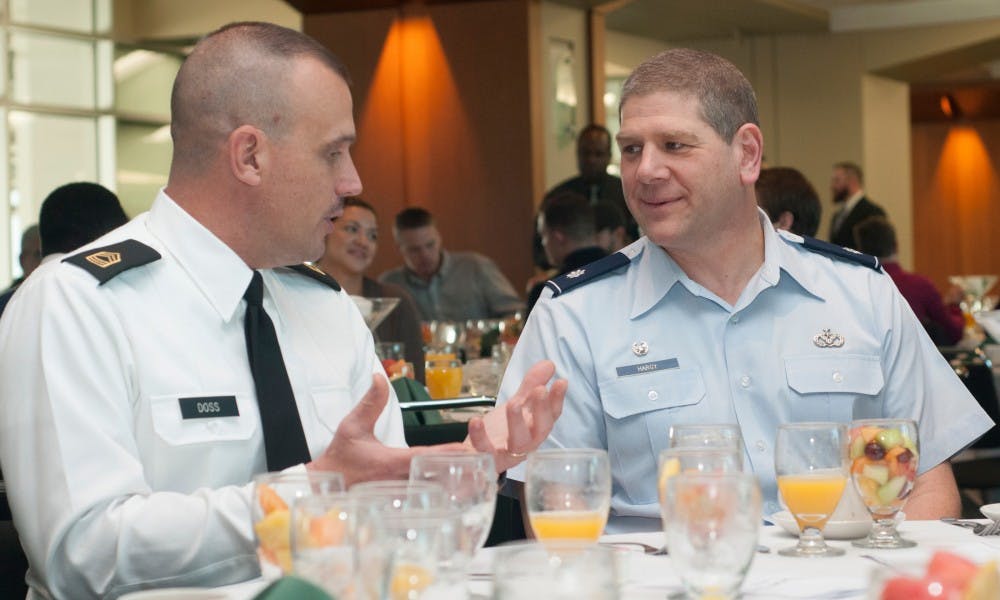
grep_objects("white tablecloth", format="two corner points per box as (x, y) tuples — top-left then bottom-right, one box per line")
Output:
(202, 519), (1000, 599)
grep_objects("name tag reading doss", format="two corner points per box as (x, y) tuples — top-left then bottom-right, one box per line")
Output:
(179, 396), (240, 419)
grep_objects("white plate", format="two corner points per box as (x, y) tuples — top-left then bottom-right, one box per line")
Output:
(980, 503), (1000, 521)
(771, 510), (873, 540)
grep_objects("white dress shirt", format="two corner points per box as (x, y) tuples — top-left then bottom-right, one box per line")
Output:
(498, 210), (991, 533)
(0, 191), (404, 598)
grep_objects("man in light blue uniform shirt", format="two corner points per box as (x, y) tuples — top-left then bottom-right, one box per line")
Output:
(496, 48), (992, 533)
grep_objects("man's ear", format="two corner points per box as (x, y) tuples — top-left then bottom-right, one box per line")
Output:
(228, 125), (265, 186)
(733, 123), (763, 186)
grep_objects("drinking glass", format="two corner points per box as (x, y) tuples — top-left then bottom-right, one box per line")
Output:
(348, 480), (448, 513)
(290, 493), (358, 599)
(661, 472), (761, 600)
(774, 422), (849, 557)
(657, 446), (743, 505)
(251, 471), (346, 578)
(849, 418), (919, 549)
(524, 448), (611, 542)
(365, 508), (466, 600)
(425, 359), (463, 399)
(375, 341), (413, 380)
(409, 452), (497, 554)
(352, 296), (400, 331)
(348, 480), (449, 599)
(668, 423), (743, 452)
(492, 541), (619, 600)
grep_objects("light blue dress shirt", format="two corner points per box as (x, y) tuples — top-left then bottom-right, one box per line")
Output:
(498, 211), (992, 533)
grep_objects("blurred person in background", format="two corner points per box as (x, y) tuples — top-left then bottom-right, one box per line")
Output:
(316, 196), (425, 381)
(526, 191), (608, 317)
(381, 206), (523, 321)
(0, 182), (128, 318)
(594, 200), (628, 254)
(534, 124), (638, 271)
(854, 215), (965, 346)
(1, 225), (40, 294)
(828, 161), (885, 249)
(755, 166), (821, 238)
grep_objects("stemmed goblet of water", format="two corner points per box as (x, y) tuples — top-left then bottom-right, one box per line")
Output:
(668, 423), (743, 452)
(774, 422), (849, 557)
(661, 472), (761, 600)
(409, 451), (497, 554)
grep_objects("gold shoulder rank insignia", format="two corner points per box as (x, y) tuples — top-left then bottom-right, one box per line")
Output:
(62, 240), (161, 284)
(287, 263), (342, 291)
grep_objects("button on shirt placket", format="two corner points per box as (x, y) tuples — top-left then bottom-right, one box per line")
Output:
(723, 306), (779, 506)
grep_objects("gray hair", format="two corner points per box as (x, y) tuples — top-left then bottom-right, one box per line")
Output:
(620, 48), (758, 143)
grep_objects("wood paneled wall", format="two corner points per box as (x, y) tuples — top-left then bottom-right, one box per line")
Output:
(912, 120), (1000, 297)
(304, 1), (538, 293)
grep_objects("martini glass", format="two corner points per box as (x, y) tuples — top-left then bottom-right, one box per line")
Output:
(350, 296), (400, 332)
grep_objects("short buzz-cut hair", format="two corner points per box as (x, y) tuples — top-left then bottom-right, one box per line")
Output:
(542, 191), (596, 242)
(169, 21), (351, 172)
(755, 167), (822, 238)
(593, 201), (625, 233)
(577, 124), (612, 149)
(834, 161), (864, 184)
(39, 182), (129, 256)
(853, 216), (897, 259)
(619, 48), (758, 143)
(394, 207), (434, 232)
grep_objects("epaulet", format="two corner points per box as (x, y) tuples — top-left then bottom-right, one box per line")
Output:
(781, 231), (881, 271)
(544, 251), (631, 297)
(287, 263), (342, 291)
(62, 240), (161, 284)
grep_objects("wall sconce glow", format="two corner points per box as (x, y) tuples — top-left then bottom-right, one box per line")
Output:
(936, 126), (995, 213)
(939, 94), (961, 120)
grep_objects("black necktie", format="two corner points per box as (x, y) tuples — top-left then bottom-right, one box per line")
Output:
(243, 271), (310, 470)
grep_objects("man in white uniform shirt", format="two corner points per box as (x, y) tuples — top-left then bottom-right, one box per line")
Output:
(496, 48), (991, 533)
(0, 22), (564, 598)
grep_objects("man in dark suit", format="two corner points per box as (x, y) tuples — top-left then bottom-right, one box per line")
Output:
(828, 161), (885, 249)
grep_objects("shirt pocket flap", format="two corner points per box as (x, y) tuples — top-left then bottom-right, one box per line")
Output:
(784, 354), (884, 395)
(601, 366), (705, 420)
(151, 393), (258, 446)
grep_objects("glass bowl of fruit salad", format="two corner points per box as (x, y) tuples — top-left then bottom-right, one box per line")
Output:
(251, 470), (346, 578)
(849, 418), (919, 549)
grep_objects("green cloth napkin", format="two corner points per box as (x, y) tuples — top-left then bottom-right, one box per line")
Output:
(391, 377), (444, 425)
(252, 576), (333, 599)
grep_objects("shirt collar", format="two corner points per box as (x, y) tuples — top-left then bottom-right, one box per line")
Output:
(404, 249), (451, 286)
(629, 208), (823, 319)
(842, 189), (865, 213)
(146, 189), (254, 323)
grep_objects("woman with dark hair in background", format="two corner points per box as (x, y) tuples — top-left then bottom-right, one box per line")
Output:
(317, 197), (425, 382)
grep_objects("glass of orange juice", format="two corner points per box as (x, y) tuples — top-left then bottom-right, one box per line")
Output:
(525, 448), (610, 543)
(775, 422), (849, 557)
(425, 359), (463, 399)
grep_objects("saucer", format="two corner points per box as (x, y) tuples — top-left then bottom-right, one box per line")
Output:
(771, 510), (872, 540)
(980, 503), (1000, 521)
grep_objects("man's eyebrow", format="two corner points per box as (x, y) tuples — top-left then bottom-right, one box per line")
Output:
(324, 134), (356, 151)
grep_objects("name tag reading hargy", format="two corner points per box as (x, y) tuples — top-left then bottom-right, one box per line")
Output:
(616, 358), (679, 377)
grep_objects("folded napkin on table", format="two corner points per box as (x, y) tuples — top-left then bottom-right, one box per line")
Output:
(252, 576), (332, 600)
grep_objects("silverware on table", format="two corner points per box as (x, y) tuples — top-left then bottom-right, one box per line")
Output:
(976, 519), (1000, 536)
(940, 517), (994, 534)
